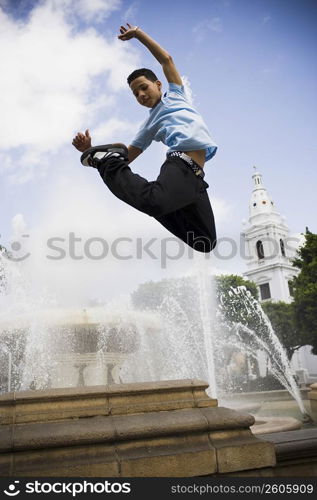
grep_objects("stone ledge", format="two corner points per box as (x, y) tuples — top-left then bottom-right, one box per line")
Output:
(0, 428), (276, 477)
(209, 429), (275, 474)
(261, 428), (317, 462)
(0, 407), (255, 453)
(0, 380), (276, 477)
(219, 428), (317, 477)
(0, 379), (217, 425)
(0, 434), (217, 477)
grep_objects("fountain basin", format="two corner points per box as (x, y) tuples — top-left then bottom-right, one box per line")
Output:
(0, 307), (161, 391)
(0, 379), (276, 477)
(251, 416), (302, 435)
(2, 379), (317, 477)
(220, 389), (314, 425)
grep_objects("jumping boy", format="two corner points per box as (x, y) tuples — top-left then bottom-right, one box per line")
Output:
(72, 24), (218, 252)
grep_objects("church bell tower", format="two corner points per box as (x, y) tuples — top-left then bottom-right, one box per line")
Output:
(242, 168), (299, 303)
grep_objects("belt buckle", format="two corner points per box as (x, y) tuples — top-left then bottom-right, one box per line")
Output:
(181, 152), (192, 165)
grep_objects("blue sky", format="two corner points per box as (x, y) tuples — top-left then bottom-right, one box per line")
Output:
(0, 0), (316, 304)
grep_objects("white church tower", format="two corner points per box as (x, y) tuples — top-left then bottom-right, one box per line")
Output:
(242, 168), (299, 303)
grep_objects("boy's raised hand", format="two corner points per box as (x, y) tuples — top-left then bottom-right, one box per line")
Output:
(118, 23), (138, 41)
(72, 129), (92, 152)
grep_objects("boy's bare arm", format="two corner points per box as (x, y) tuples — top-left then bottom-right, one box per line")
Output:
(118, 24), (182, 85)
(128, 145), (142, 164)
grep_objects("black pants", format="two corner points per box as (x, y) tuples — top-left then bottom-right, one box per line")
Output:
(97, 155), (217, 253)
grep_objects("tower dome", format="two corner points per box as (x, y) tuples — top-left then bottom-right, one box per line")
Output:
(249, 167), (283, 226)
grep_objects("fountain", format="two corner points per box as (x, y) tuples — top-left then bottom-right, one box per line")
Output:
(126, 257), (310, 420)
(0, 248), (162, 393)
(1, 248), (316, 477)
(0, 305), (161, 393)
(0, 250), (310, 417)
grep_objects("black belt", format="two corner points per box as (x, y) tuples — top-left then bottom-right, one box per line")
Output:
(167, 151), (205, 178)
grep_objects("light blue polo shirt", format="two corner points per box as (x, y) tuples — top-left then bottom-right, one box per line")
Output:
(130, 82), (218, 162)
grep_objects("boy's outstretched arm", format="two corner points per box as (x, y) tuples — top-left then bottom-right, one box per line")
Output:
(118, 23), (182, 85)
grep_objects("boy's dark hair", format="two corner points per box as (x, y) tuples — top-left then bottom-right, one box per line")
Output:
(127, 68), (158, 86)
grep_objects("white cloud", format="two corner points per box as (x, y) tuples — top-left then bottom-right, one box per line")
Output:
(192, 18), (223, 44)
(122, 1), (139, 23)
(46, 0), (122, 23)
(0, 153), (13, 173)
(75, 0), (122, 22)
(92, 117), (141, 144)
(0, 0), (139, 182)
(181, 75), (194, 105)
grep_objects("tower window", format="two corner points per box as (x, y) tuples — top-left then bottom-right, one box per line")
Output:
(280, 239), (286, 257)
(256, 240), (265, 259)
(259, 283), (271, 300)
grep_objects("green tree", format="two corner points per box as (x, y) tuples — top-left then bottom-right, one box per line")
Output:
(215, 274), (260, 331)
(131, 274), (298, 391)
(291, 228), (317, 354)
(131, 273), (262, 366)
(131, 276), (197, 311)
(131, 274), (258, 312)
(261, 301), (299, 360)
(215, 274), (258, 301)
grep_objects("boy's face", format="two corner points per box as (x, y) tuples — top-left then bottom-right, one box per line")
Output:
(130, 76), (162, 108)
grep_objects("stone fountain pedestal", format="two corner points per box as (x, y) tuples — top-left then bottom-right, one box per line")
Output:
(0, 379), (276, 477)
(50, 352), (127, 387)
(0, 307), (161, 392)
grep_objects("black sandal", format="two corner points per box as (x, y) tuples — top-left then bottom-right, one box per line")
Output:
(80, 143), (128, 167)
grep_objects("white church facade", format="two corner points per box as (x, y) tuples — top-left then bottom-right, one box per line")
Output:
(242, 168), (299, 303)
(241, 168), (317, 384)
